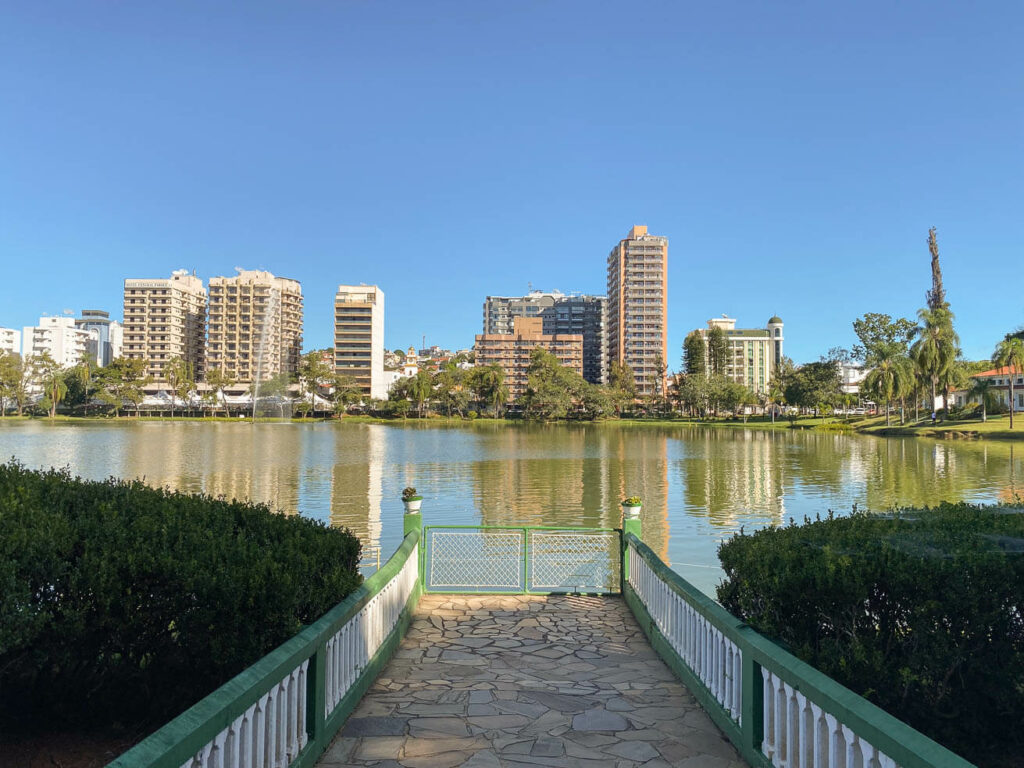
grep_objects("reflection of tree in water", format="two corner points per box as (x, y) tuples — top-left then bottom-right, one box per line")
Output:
(469, 424), (670, 561)
(678, 428), (789, 527)
(863, 437), (1022, 510)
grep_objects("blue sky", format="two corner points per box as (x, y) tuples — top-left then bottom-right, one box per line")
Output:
(1, 1), (1021, 367)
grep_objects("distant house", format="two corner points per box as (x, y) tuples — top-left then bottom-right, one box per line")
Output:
(943, 365), (1024, 413)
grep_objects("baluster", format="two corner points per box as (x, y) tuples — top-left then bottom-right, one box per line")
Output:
(223, 719), (240, 768)
(811, 701), (826, 768)
(254, 693), (269, 768)
(285, 668), (299, 759)
(196, 743), (212, 768)
(783, 682), (798, 768)
(824, 713), (840, 768)
(876, 753), (897, 768)
(761, 668), (775, 762)
(794, 691), (810, 768)
(732, 644), (743, 721)
(297, 659), (309, 750)
(773, 676), (786, 768)
(239, 704), (255, 768)
(208, 731), (227, 768)
(840, 725), (856, 768)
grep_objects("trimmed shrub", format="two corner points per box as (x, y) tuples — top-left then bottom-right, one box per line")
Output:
(0, 462), (361, 731)
(717, 503), (1024, 764)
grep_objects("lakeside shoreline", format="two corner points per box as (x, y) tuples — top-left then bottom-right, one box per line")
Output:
(2, 413), (1021, 441)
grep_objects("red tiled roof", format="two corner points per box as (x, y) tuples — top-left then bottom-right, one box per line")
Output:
(972, 365), (1022, 378)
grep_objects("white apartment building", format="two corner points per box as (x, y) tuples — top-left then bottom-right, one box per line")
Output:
(207, 270), (304, 384)
(21, 316), (98, 367)
(334, 285), (385, 401)
(0, 327), (21, 356)
(123, 270), (207, 384)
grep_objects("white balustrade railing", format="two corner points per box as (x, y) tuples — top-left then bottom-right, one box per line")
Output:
(624, 537), (970, 768)
(116, 533), (423, 768)
(761, 669), (898, 768)
(627, 541), (742, 722)
(325, 543), (419, 715)
(179, 661), (309, 768)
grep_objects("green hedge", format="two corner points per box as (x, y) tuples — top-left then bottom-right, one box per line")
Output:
(0, 462), (361, 730)
(717, 502), (1023, 764)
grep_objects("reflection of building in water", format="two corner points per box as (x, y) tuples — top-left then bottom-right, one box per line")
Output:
(329, 425), (385, 549)
(124, 424), (303, 515)
(469, 426), (670, 561)
(680, 430), (786, 526)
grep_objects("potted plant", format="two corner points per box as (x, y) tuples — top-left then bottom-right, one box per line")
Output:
(622, 495), (642, 518)
(401, 486), (423, 514)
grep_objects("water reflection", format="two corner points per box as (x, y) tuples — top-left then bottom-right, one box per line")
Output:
(1, 421), (1021, 595)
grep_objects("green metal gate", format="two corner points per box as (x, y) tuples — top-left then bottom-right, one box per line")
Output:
(422, 525), (621, 594)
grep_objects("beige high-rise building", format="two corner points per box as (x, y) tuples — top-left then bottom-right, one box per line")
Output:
(122, 270), (207, 383)
(474, 316), (583, 401)
(207, 270), (303, 384)
(334, 285), (385, 401)
(606, 225), (668, 397)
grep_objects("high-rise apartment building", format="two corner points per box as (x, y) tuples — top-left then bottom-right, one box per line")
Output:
(123, 270), (207, 383)
(693, 315), (785, 394)
(334, 285), (385, 401)
(20, 317), (97, 367)
(606, 225), (668, 396)
(474, 316), (584, 401)
(207, 270), (304, 384)
(0, 327), (21, 356)
(76, 309), (122, 366)
(483, 291), (607, 384)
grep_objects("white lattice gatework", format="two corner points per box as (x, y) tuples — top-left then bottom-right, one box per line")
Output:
(179, 661), (309, 768)
(529, 530), (620, 593)
(325, 543), (419, 716)
(761, 669), (899, 768)
(428, 530), (523, 590)
(627, 541), (743, 723)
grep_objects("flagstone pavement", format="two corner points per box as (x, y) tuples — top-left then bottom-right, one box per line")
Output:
(318, 594), (745, 768)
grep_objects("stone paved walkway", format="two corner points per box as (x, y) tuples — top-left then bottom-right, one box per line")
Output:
(318, 594), (745, 768)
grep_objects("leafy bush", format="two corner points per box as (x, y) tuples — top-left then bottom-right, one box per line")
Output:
(717, 503), (1023, 763)
(0, 462), (362, 731)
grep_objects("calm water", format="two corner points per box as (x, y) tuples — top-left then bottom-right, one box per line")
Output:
(2, 420), (1021, 594)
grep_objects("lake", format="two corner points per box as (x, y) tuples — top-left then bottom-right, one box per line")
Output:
(1, 420), (1020, 594)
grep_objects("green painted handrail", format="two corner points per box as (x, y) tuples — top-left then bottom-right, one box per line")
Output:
(107, 529), (423, 768)
(623, 533), (975, 768)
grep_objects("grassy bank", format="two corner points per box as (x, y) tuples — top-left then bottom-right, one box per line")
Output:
(3, 412), (1022, 440)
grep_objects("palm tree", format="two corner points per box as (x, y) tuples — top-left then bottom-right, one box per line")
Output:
(911, 307), (958, 420)
(408, 370), (434, 418)
(32, 352), (67, 418)
(863, 343), (912, 427)
(993, 337), (1024, 429)
(967, 377), (995, 423)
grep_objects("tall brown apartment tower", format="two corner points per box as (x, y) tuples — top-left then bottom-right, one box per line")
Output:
(122, 270), (207, 385)
(606, 225), (668, 397)
(206, 270), (303, 384)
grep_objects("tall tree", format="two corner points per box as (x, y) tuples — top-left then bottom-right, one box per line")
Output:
(299, 351), (336, 415)
(851, 313), (917, 364)
(332, 373), (363, 417)
(784, 360), (841, 416)
(31, 352), (67, 418)
(707, 327), (729, 375)
(993, 336), (1024, 429)
(683, 331), (707, 376)
(911, 307), (958, 419)
(926, 227), (947, 311)
(967, 377), (995, 423)
(204, 368), (234, 416)
(608, 361), (637, 415)
(407, 370), (434, 418)
(97, 357), (150, 417)
(0, 352), (24, 416)
(165, 357), (195, 417)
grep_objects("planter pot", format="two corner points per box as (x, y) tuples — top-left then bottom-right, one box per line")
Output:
(622, 503), (642, 519)
(403, 499), (422, 514)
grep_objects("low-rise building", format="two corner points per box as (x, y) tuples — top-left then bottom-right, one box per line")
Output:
(474, 316), (583, 401)
(945, 366), (1024, 413)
